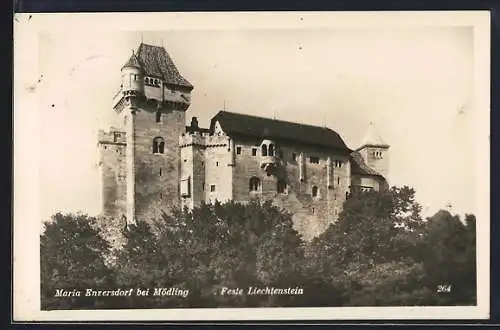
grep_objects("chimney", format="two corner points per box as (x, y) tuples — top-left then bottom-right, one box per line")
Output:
(191, 117), (199, 130)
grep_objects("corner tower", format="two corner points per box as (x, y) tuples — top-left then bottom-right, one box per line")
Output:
(355, 122), (390, 179)
(102, 43), (194, 225)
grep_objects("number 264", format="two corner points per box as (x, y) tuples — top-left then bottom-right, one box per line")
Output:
(437, 284), (452, 293)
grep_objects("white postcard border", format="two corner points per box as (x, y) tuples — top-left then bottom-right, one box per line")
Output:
(13, 11), (490, 321)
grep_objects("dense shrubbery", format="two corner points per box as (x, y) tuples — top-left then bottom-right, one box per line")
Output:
(40, 186), (477, 309)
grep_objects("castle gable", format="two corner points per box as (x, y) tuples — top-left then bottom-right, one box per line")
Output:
(209, 111), (352, 152)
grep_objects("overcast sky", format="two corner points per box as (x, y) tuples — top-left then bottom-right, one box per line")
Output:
(34, 18), (483, 221)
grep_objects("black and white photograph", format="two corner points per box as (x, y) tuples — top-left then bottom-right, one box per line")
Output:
(13, 11), (490, 321)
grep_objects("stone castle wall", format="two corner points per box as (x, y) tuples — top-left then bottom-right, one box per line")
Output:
(100, 113), (386, 242)
(230, 138), (352, 238)
(358, 145), (389, 179)
(133, 106), (186, 223)
(98, 129), (127, 219)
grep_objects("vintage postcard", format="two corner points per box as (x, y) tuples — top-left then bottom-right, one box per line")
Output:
(13, 11), (490, 321)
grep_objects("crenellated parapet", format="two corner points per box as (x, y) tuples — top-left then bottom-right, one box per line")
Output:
(179, 132), (229, 148)
(98, 129), (127, 145)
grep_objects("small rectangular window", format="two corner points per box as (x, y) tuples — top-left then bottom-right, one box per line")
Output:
(210, 185), (216, 192)
(337, 177), (340, 185)
(216, 161), (219, 166)
(252, 148), (257, 156)
(159, 168), (162, 176)
(310, 156), (319, 164)
(236, 146), (242, 155)
(180, 177), (191, 197)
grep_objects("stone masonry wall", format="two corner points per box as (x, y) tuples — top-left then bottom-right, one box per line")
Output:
(99, 107), (387, 242)
(204, 136), (233, 204)
(358, 146), (389, 179)
(231, 137), (351, 240)
(179, 141), (207, 210)
(133, 105), (186, 223)
(98, 130), (127, 219)
(180, 144), (194, 210)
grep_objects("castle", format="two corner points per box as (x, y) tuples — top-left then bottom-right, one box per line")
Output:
(98, 43), (390, 238)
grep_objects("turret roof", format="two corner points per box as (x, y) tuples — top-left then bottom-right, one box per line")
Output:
(359, 122), (389, 148)
(129, 43), (193, 90)
(122, 51), (142, 70)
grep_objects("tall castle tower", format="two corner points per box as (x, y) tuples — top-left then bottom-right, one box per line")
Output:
(356, 122), (390, 179)
(98, 43), (193, 225)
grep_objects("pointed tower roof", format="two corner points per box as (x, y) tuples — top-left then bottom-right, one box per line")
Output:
(121, 50), (142, 70)
(359, 122), (389, 149)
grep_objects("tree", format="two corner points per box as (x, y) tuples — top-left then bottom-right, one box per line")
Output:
(40, 213), (113, 310)
(113, 200), (307, 308)
(346, 261), (432, 306)
(305, 186), (431, 306)
(420, 211), (477, 305)
(111, 221), (171, 308)
(42, 186), (477, 309)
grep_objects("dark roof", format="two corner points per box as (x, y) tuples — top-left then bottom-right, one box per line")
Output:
(123, 43), (193, 90)
(210, 111), (352, 152)
(350, 151), (383, 177)
(122, 51), (142, 70)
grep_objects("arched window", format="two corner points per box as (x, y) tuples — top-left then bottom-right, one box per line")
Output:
(153, 137), (165, 154)
(277, 179), (287, 194)
(268, 144), (275, 156)
(261, 144), (268, 156)
(312, 185), (319, 198)
(249, 177), (261, 192)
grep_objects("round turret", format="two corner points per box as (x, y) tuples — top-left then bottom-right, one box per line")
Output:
(121, 51), (144, 96)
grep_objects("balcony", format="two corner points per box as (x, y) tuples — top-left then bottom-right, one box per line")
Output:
(260, 155), (276, 171)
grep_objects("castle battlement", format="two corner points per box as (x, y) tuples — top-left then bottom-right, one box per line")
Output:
(98, 128), (127, 145)
(179, 132), (229, 148)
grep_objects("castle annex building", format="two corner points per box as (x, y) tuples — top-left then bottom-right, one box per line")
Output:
(98, 43), (390, 236)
